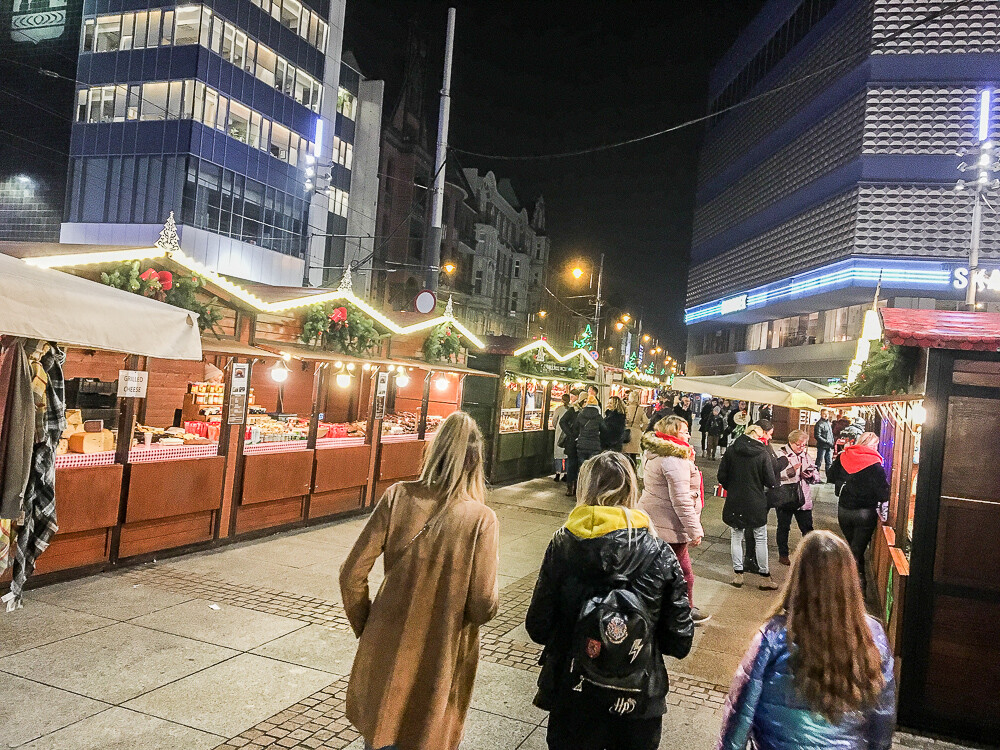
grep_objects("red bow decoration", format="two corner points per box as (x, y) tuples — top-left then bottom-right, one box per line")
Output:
(139, 268), (173, 290)
(329, 306), (348, 323)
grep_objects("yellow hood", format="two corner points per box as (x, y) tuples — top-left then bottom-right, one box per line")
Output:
(566, 505), (651, 539)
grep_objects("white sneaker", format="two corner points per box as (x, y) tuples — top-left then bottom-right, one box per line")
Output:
(691, 607), (712, 625)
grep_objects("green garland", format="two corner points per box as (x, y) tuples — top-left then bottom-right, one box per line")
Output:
(422, 322), (463, 362)
(300, 302), (386, 356)
(846, 344), (919, 397)
(100, 261), (223, 333)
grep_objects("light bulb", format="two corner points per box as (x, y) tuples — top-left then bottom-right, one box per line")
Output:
(346, 363), (355, 371)
(395, 374), (410, 388)
(435, 377), (449, 391)
(336, 373), (352, 388)
(270, 363), (289, 382)
(362, 363), (371, 371)
(911, 403), (927, 426)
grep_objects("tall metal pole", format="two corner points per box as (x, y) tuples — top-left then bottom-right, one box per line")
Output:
(594, 252), (604, 352)
(424, 7), (456, 293)
(966, 189), (983, 310)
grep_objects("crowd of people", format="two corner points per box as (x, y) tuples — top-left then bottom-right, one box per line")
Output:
(336, 407), (897, 750)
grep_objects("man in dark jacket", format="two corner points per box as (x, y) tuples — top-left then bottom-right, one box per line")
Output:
(813, 408), (835, 476)
(574, 396), (606, 466)
(526, 498), (693, 748)
(717, 427), (779, 590)
(672, 395), (694, 432)
(699, 398), (717, 455)
(559, 394), (582, 496)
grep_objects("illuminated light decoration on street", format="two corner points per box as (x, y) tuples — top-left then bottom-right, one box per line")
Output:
(23, 246), (486, 349)
(511, 339), (600, 367)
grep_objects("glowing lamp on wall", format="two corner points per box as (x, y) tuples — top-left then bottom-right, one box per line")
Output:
(395, 374), (410, 388)
(434, 376), (449, 391)
(270, 361), (290, 383)
(336, 373), (352, 389)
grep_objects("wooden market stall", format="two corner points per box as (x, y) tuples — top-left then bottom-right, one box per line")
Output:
(819, 309), (1000, 745)
(464, 337), (598, 483)
(0, 251), (202, 587)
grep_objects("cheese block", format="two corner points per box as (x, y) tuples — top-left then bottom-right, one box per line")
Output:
(68, 431), (106, 454)
(65, 409), (83, 428)
(102, 429), (116, 451)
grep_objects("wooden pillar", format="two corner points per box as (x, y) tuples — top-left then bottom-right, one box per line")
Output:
(221, 358), (253, 539)
(418, 370), (431, 440)
(108, 354), (142, 563)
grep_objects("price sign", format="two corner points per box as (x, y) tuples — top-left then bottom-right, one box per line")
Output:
(374, 371), (389, 419)
(228, 363), (250, 424)
(117, 370), (148, 398)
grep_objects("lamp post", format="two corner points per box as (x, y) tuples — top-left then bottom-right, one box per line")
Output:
(570, 254), (605, 351)
(957, 89), (999, 311)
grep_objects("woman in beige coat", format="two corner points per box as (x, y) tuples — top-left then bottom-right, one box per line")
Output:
(639, 415), (710, 625)
(340, 412), (500, 750)
(623, 390), (648, 463)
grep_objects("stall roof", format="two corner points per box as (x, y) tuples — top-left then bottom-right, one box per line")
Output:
(253, 342), (398, 367)
(880, 308), (1000, 351)
(818, 393), (925, 408)
(394, 358), (498, 377)
(671, 371), (824, 410)
(201, 338), (277, 358)
(0, 253), (202, 360)
(783, 379), (838, 400)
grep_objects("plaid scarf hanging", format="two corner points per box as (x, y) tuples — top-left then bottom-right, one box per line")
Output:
(3, 343), (65, 612)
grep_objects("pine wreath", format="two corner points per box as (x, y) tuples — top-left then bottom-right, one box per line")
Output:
(100, 260), (223, 333)
(846, 344), (919, 397)
(422, 322), (463, 362)
(300, 302), (386, 356)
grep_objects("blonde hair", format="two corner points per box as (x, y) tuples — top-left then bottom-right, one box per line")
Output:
(577, 451), (638, 509)
(787, 429), (808, 446)
(745, 424), (766, 441)
(607, 395), (626, 414)
(418, 412), (486, 504)
(856, 431), (879, 449)
(771, 530), (884, 722)
(654, 415), (687, 436)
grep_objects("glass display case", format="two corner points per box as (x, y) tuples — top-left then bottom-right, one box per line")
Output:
(523, 382), (544, 431)
(500, 376), (523, 433)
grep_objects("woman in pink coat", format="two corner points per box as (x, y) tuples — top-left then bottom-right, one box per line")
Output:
(639, 415), (710, 625)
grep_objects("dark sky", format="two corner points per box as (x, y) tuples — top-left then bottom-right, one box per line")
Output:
(345, 0), (764, 360)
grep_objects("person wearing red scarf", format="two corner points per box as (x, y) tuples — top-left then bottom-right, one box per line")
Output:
(639, 416), (710, 625)
(827, 432), (890, 590)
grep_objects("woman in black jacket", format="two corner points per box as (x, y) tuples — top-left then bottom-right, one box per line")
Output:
(559, 395), (582, 497)
(717, 425), (779, 590)
(827, 431), (889, 591)
(526, 452), (694, 750)
(603, 396), (627, 452)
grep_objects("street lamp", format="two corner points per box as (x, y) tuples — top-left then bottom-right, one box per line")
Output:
(442, 261), (457, 275)
(956, 88), (1000, 310)
(538, 310), (547, 318)
(621, 314), (631, 323)
(615, 321), (624, 331)
(642, 334), (650, 343)
(567, 255), (605, 351)
(571, 267), (584, 280)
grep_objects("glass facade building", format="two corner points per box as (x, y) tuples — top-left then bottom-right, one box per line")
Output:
(686, 0), (1000, 379)
(60, 0), (349, 286)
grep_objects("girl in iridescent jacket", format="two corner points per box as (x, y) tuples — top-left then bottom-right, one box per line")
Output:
(717, 531), (896, 750)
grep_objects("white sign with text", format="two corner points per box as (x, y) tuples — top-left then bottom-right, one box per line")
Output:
(117, 370), (148, 398)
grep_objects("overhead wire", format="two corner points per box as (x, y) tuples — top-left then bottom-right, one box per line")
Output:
(449, 0), (976, 161)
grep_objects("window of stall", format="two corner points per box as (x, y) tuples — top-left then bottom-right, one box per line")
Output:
(548, 381), (571, 430)
(381, 365), (424, 441)
(522, 379), (544, 431)
(315, 359), (375, 448)
(244, 355), (315, 453)
(500, 374), (524, 433)
(130, 356), (221, 463)
(56, 350), (124, 468)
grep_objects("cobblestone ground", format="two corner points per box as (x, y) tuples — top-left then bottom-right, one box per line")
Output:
(0, 448), (988, 749)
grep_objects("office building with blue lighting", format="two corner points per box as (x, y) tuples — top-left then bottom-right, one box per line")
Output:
(685, 0), (1000, 379)
(53, 0), (367, 286)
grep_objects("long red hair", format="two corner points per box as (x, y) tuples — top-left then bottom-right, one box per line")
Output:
(771, 530), (884, 722)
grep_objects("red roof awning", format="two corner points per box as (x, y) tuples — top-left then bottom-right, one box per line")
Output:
(880, 308), (1000, 351)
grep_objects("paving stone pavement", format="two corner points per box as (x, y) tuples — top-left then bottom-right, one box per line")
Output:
(0, 445), (987, 749)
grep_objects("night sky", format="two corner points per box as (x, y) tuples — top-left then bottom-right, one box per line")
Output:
(345, 0), (765, 360)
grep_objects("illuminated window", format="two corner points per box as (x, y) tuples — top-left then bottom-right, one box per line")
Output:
(337, 89), (357, 120)
(94, 15), (121, 51)
(174, 5), (201, 46)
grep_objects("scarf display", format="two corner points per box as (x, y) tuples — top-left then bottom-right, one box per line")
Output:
(839, 444), (883, 474)
(2, 342), (65, 612)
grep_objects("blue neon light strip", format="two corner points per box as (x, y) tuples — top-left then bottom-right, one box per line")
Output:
(684, 260), (954, 325)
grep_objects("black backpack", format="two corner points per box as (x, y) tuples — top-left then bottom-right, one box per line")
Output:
(569, 575), (655, 717)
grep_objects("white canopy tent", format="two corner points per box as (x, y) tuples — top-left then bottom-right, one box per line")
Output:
(783, 378), (838, 402)
(0, 253), (202, 360)
(671, 371), (827, 411)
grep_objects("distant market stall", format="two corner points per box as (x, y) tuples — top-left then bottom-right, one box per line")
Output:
(464, 337), (599, 483)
